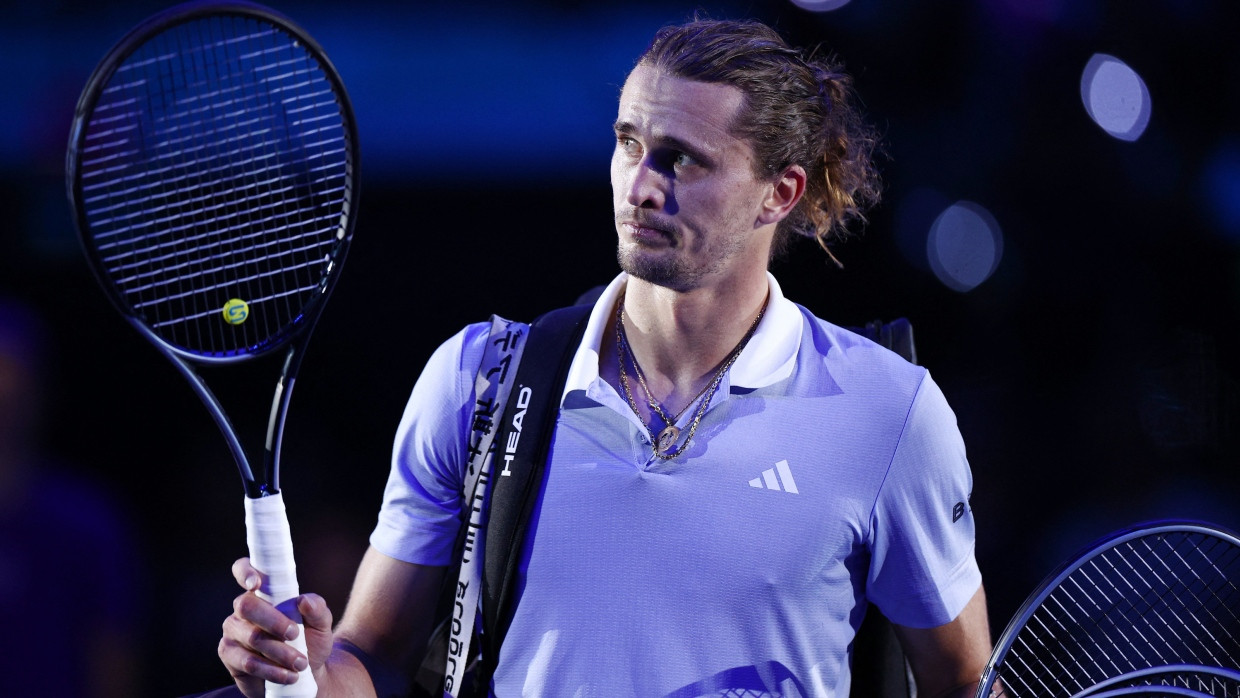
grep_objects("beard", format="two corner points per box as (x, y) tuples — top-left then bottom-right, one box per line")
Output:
(613, 209), (752, 292)
(616, 233), (749, 293)
(617, 242), (700, 292)
(614, 210), (699, 291)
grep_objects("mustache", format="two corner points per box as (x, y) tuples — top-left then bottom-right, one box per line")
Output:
(615, 210), (677, 237)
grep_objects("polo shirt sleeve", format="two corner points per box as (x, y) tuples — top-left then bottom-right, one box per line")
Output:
(865, 371), (982, 628)
(369, 322), (490, 566)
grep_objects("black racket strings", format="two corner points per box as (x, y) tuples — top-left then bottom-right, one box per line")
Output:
(78, 13), (350, 359)
(994, 530), (1240, 697)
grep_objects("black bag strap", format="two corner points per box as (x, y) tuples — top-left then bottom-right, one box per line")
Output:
(850, 317), (916, 364)
(478, 303), (592, 683)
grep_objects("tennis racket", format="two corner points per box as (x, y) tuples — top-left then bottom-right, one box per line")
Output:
(977, 521), (1240, 698)
(66, 2), (359, 695)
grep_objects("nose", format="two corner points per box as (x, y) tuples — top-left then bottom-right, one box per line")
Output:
(624, 159), (668, 211)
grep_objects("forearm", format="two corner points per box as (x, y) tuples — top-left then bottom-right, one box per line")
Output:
(315, 549), (446, 698)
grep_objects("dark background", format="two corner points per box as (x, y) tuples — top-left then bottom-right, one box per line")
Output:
(2, 0), (1238, 695)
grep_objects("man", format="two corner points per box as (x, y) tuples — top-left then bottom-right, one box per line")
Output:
(219, 18), (991, 697)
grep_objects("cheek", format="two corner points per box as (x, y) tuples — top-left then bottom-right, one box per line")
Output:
(695, 185), (746, 223)
(609, 156), (626, 204)
(716, 178), (769, 221)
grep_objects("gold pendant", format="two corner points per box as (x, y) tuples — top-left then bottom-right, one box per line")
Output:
(655, 425), (681, 454)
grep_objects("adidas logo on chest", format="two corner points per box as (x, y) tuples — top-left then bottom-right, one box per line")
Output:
(748, 459), (799, 494)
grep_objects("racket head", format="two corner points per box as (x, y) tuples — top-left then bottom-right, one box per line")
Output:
(67, 0), (359, 364)
(979, 520), (1240, 698)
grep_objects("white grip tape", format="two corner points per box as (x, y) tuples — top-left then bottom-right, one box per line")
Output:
(245, 494), (318, 697)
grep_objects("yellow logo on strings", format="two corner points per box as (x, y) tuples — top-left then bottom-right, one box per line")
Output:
(223, 298), (250, 325)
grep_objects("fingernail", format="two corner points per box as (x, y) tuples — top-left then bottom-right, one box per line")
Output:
(285, 625), (299, 641)
(293, 656), (308, 672)
(245, 574), (260, 590)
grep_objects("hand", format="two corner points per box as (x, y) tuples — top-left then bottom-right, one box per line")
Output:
(218, 558), (334, 698)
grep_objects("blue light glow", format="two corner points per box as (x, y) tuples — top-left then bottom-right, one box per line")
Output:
(2, 7), (666, 183)
(1201, 141), (1240, 244)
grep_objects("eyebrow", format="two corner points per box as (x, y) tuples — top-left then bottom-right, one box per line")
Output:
(613, 121), (715, 165)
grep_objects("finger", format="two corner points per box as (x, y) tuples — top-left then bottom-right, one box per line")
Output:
(217, 635), (272, 698)
(219, 632), (305, 687)
(297, 593), (332, 632)
(231, 557), (262, 591)
(295, 593), (335, 667)
(233, 590), (300, 643)
(222, 612), (309, 674)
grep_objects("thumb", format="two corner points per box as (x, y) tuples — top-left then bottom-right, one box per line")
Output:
(295, 593), (334, 668)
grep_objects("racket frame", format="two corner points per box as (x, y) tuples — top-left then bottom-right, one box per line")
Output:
(67, 5), (361, 694)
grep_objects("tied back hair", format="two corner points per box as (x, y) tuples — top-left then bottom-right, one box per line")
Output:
(636, 18), (883, 265)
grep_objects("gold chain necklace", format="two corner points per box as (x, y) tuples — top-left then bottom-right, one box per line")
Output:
(615, 297), (765, 460)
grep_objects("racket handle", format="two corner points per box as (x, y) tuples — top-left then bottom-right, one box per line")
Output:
(244, 493), (318, 698)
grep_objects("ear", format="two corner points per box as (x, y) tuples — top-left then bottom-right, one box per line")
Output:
(757, 164), (807, 226)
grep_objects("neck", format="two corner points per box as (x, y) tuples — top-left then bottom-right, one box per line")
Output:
(604, 272), (769, 418)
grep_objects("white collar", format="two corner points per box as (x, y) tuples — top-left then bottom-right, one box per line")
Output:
(561, 272), (803, 403)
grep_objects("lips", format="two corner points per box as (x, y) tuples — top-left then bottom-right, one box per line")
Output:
(618, 213), (676, 243)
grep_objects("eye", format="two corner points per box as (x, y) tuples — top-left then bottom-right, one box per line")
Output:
(672, 152), (696, 169)
(616, 134), (640, 157)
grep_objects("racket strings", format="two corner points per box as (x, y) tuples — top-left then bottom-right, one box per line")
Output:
(994, 532), (1240, 697)
(201, 15), (297, 351)
(223, 16), (289, 348)
(103, 207), (342, 289)
(258, 20), (327, 333)
(77, 12), (352, 358)
(156, 25), (207, 351)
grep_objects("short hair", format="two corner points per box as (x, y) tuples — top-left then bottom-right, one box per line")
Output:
(636, 18), (882, 262)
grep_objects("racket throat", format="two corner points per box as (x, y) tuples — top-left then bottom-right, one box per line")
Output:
(262, 347), (303, 495)
(266, 380), (286, 453)
(258, 378), (290, 495)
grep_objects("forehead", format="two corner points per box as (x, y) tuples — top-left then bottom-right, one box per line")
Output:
(617, 65), (750, 158)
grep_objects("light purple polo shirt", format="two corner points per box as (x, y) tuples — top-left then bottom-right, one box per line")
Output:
(372, 273), (981, 697)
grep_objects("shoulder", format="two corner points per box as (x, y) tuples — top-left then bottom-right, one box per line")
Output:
(397, 319), (506, 434)
(800, 311), (960, 457)
(433, 320), (496, 374)
(795, 305), (927, 398)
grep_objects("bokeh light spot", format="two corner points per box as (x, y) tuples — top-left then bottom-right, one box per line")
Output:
(927, 201), (1004, 292)
(1080, 53), (1151, 141)
(789, 0), (852, 12)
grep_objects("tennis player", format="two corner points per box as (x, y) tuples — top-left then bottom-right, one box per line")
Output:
(219, 17), (991, 697)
